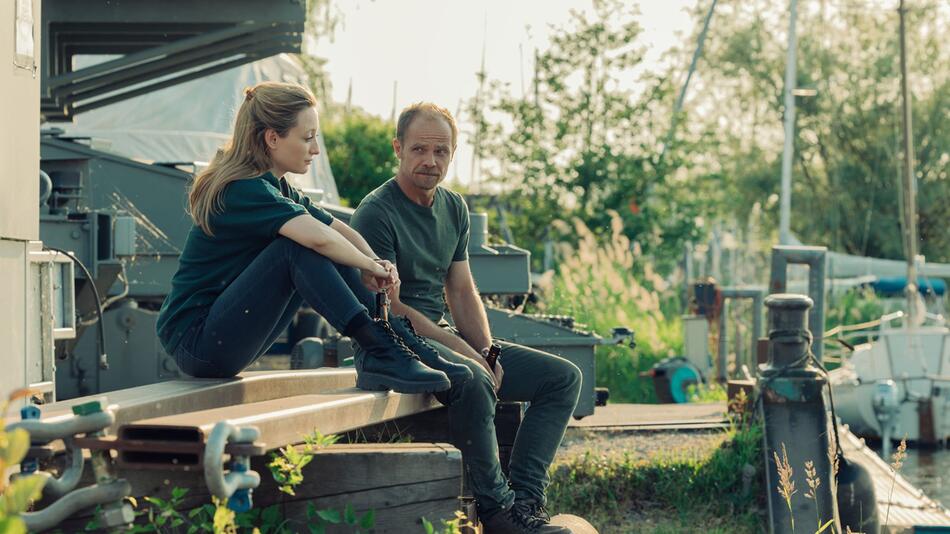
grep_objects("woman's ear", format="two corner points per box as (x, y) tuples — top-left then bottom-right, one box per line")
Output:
(264, 128), (279, 150)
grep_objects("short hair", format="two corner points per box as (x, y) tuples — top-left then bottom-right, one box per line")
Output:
(396, 102), (458, 152)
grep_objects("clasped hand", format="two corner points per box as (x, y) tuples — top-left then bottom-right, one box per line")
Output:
(362, 259), (399, 293)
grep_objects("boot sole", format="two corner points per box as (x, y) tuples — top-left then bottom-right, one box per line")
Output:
(356, 372), (452, 394)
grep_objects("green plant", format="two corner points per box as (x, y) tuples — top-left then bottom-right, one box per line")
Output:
(305, 502), (374, 534)
(548, 423), (764, 531)
(536, 212), (682, 403)
(687, 383), (728, 403)
(0, 389), (47, 534)
(321, 110), (397, 208)
(421, 511), (474, 534)
(267, 431), (339, 496)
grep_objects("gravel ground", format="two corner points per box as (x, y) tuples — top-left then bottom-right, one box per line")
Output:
(558, 428), (731, 463)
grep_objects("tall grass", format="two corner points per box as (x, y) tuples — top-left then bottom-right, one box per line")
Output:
(536, 211), (681, 403)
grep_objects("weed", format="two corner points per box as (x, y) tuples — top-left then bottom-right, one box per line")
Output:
(773, 443), (796, 532)
(548, 424), (763, 532)
(421, 511), (474, 534)
(537, 213), (682, 403)
(883, 438), (907, 528)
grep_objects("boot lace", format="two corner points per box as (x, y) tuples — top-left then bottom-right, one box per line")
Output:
(507, 501), (547, 531)
(376, 320), (421, 361)
(395, 317), (438, 352)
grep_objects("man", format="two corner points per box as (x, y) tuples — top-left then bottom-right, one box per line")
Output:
(351, 102), (582, 534)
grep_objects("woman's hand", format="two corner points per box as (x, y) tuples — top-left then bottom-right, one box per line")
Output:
(361, 259), (397, 292)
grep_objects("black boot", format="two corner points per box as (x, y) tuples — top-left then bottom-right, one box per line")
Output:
(389, 316), (474, 386)
(351, 319), (451, 393)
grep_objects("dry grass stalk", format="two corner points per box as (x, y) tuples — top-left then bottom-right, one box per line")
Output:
(883, 438), (908, 528)
(804, 460), (823, 529)
(774, 443), (797, 531)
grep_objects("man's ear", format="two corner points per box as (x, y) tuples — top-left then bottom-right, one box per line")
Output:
(392, 137), (401, 159)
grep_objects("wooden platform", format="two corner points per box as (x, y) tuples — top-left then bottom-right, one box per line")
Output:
(839, 429), (950, 532)
(568, 401), (728, 432)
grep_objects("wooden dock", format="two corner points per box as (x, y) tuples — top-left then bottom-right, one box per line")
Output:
(569, 402), (950, 531)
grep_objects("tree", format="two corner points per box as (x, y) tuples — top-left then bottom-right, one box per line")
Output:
(321, 110), (397, 207)
(468, 0), (713, 273)
(687, 0), (950, 261)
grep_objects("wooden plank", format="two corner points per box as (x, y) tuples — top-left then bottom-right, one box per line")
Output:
(118, 389), (441, 455)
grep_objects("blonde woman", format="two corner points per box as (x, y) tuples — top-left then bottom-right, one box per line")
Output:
(157, 82), (469, 393)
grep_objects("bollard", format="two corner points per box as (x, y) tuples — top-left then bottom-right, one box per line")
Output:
(760, 294), (840, 534)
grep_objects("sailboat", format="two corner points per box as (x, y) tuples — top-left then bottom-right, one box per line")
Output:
(827, 2), (949, 446)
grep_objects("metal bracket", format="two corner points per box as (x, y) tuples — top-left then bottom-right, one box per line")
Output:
(21, 479), (131, 533)
(203, 422), (261, 512)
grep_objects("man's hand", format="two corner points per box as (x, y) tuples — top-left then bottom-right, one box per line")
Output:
(473, 355), (503, 392)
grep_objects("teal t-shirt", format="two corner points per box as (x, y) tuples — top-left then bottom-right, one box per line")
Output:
(350, 178), (469, 323)
(157, 171), (333, 353)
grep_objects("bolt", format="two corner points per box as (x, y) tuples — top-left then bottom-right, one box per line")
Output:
(19, 406), (41, 474)
(227, 460), (253, 513)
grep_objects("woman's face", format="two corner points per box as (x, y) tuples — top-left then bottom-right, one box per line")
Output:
(268, 106), (320, 177)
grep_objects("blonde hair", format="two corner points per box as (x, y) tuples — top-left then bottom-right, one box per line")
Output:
(189, 81), (317, 235)
(396, 102), (458, 152)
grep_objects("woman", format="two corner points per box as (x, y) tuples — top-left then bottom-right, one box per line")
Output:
(156, 81), (469, 393)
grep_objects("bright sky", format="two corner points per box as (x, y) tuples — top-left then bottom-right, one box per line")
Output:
(312, 0), (698, 185)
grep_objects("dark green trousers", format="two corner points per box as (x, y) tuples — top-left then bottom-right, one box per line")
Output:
(428, 329), (582, 516)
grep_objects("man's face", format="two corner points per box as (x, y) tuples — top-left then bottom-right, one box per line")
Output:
(393, 115), (454, 191)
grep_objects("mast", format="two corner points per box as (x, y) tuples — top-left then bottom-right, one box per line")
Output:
(898, 0), (919, 324)
(779, 0), (798, 245)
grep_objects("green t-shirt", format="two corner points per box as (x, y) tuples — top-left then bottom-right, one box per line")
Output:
(157, 171), (333, 353)
(350, 178), (469, 323)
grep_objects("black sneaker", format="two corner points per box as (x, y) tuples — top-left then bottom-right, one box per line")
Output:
(481, 502), (572, 534)
(389, 316), (473, 386)
(351, 320), (451, 393)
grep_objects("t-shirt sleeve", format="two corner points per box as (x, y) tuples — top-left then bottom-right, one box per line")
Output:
(213, 180), (308, 238)
(351, 199), (397, 263)
(452, 195), (470, 262)
(285, 183), (334, 226)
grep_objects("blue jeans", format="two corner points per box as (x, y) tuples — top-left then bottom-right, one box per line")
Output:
(428, 329), (582, 516)
(173, 237), (375, 378)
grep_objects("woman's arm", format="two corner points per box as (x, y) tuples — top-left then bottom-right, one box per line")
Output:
(329, 219), (379, 259)
(278, 214), (387, 277)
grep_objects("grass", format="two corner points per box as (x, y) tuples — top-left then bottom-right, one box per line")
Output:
(536, 212), (682, 403)
(547, 424), (765, 533)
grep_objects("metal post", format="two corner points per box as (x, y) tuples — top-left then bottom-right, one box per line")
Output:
(716, 287), (765, 381)
(779, 0), (798, 245)
(761, 294), (840, 534)
(769, 245), (826, 362)
(898, 0), (919, 325)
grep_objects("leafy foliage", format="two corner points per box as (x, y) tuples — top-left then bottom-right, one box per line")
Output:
(321, 111), (397, 207)
(535, 212), (681, 403)
(468, 0), (711, 273)
(690, 0), (950, 261)
(0, 389), (47, 534)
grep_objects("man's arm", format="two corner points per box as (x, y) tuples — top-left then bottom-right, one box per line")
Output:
(444, 260), (492, 353)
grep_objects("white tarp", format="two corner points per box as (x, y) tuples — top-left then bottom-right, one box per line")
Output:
(46, 54), (340, 204)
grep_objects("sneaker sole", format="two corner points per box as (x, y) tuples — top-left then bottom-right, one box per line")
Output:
(356, 372), (451, 394)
